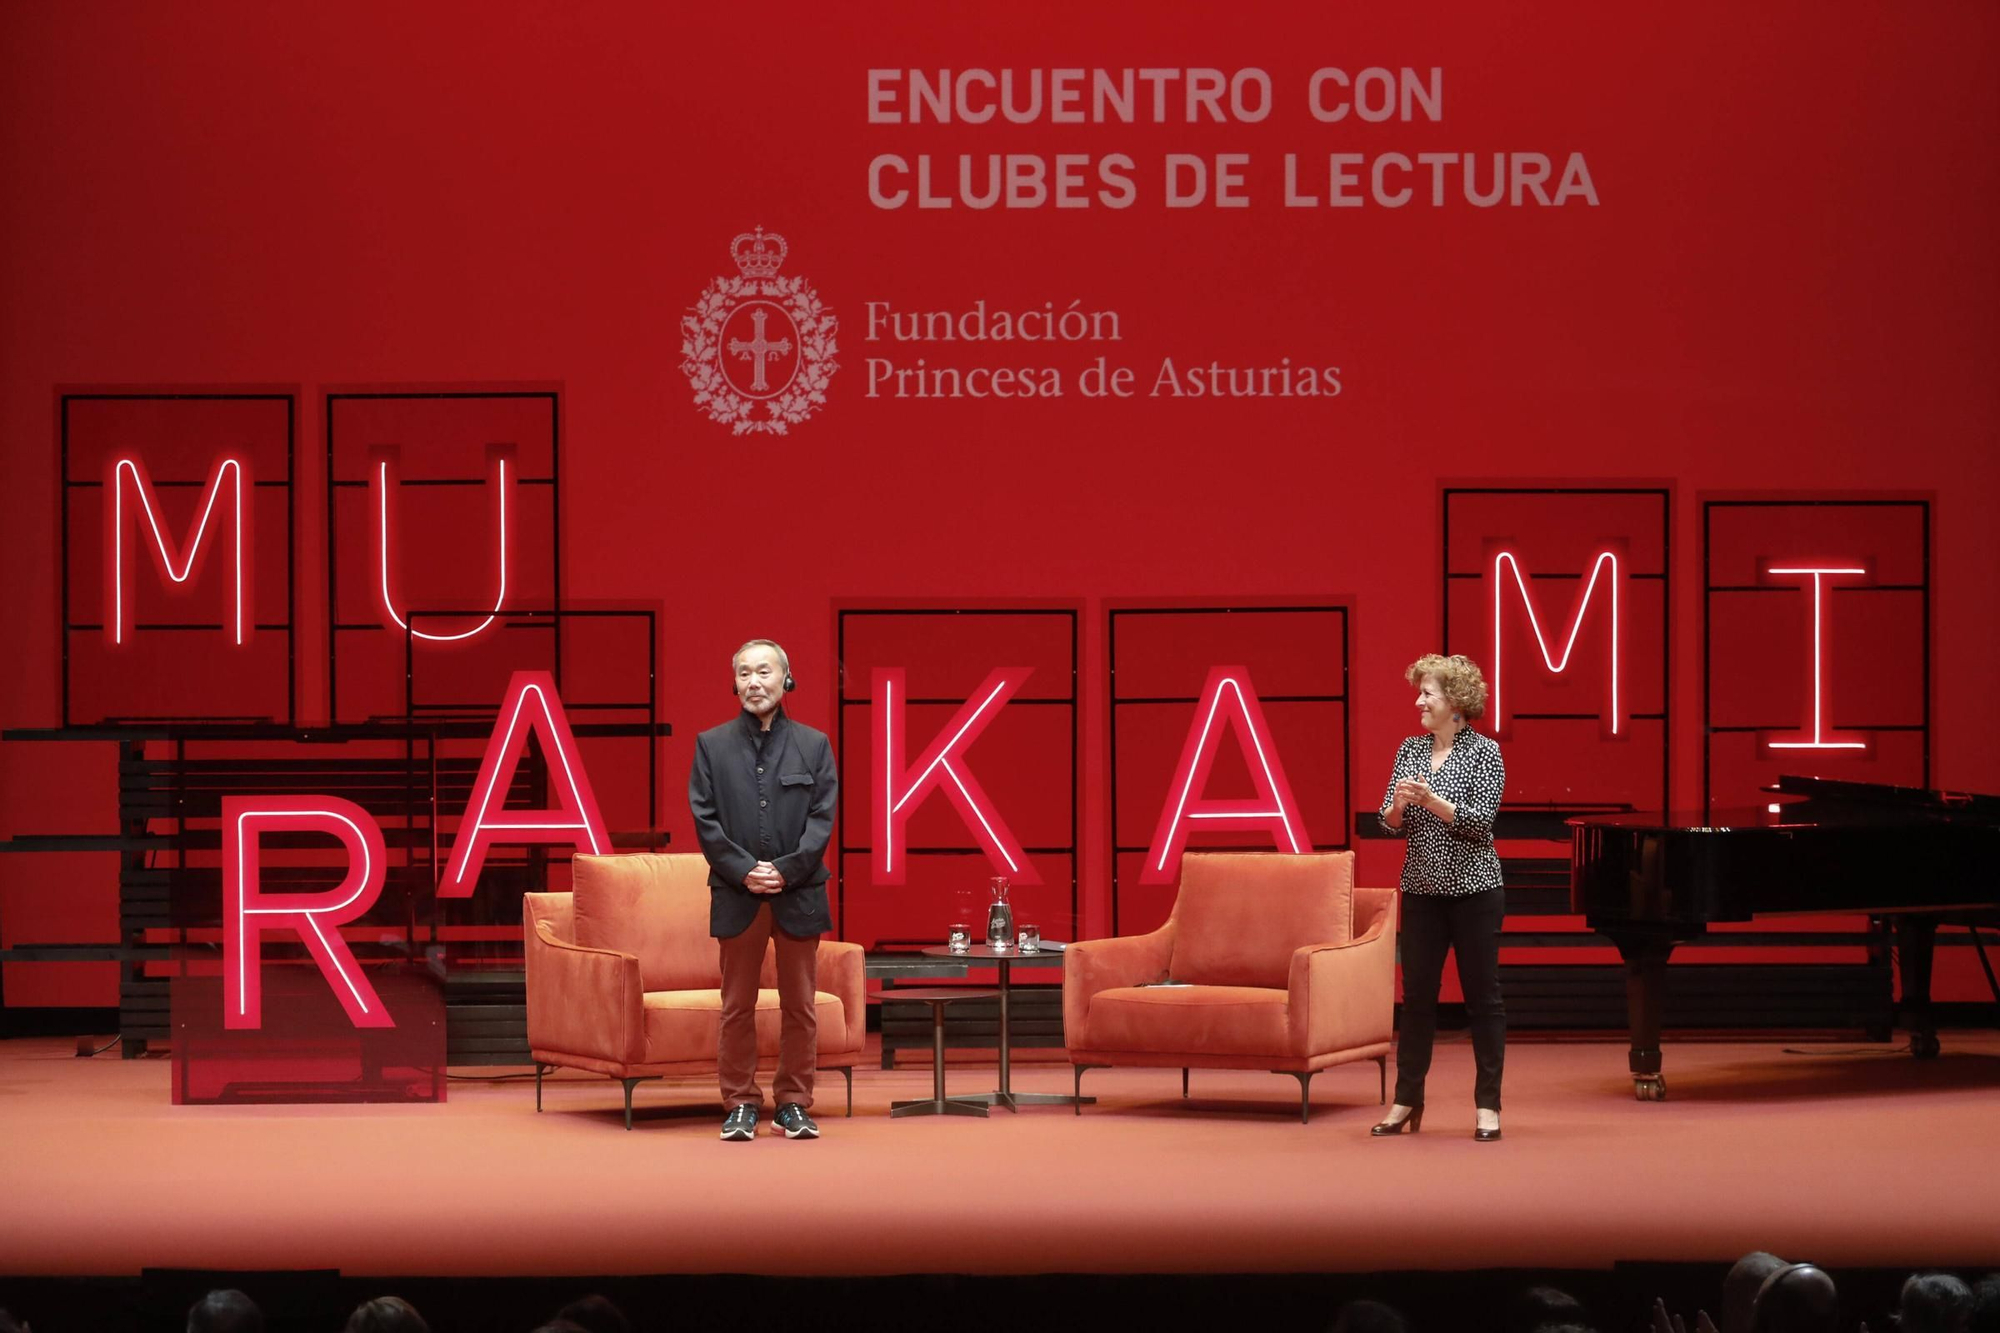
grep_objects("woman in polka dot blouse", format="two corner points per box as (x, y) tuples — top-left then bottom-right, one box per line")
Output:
(1370, 653), (1508, 1142)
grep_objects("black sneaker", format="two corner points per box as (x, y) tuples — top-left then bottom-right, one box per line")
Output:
(720, 1104), (759, 1141)
(773, 1103), (819, 1139)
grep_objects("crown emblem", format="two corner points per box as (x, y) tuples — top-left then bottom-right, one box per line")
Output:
(730, 227), (788, 279)
(684, 226), (836, 434)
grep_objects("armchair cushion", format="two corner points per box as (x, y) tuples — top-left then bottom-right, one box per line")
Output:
(1169, 851), (1355, 988)
(1083, 984), (1291, 1058)
(572, 852), (718, 993)
(643, 988), (846, 1062)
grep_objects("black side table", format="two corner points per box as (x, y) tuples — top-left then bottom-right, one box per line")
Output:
(920, 945), (1092, 1111)
(878, 987), (998, 1118)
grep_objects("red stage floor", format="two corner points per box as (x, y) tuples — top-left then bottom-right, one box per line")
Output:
(3, 1033), (1997, 1279)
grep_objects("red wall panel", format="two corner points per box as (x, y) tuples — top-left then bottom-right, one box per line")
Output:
(3, 2), (1995, 1006)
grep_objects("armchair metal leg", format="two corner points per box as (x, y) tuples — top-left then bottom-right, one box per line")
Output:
(841, 1066), (854, 1117)
(1376, 1055), (1387, 1104)
(535, 1063), (549, 1112)
(1069, 1063), (1107, 1114)
(1274, 1070), (1314, 1124)
(619, 1076), (658, 1131)
(1182, 1067), (1189, 1099)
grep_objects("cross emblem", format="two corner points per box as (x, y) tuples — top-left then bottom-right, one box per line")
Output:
(727, 309), (794, 393)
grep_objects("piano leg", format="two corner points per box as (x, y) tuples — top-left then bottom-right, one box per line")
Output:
(1896, 916), (1941, 1059)
(1608, 929), (1678, 1101)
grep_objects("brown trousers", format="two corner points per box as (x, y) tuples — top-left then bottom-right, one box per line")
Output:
(717, 902), (819, 1110)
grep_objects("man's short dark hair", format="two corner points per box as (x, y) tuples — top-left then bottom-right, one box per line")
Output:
(1752, 1263), (1839, 1333)
(343, 1296), (428, 1333)
(187, 1289), (263, 1333)
(1898, 1273), (1976, 1333)
(1329, 1298), (1407, 1333)
(1510, 1286), (1591, 1333)
(1966, 1274), (2000, 1333)
(552, 1294), (631, 1333)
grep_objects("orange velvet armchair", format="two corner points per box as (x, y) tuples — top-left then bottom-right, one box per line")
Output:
(1063, 851), (1396, 1123)
(524, 852), (865, 1128)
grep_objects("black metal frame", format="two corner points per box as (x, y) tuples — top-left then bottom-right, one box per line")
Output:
(833, 605), (1081, 942)
(1440, 486), (1673, 816)
(1107, 601), (1354, 936)
(59, 391), (298, 726)
(1700, 497), (1932, 812)
(400, 606), (669, 1055)
(402, 606), (664, 839)
(325, 390), (561, 723)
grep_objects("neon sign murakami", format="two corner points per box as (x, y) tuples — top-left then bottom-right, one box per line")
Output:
(106, 455), (250, 646)
(1140, 666), (1307, 884)
(1490, 550), (1622, 737)
(873, 667), (1039, 884)
(1764, 565), (1869, 751)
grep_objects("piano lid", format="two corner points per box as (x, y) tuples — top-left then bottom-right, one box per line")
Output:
(1770, 774), (2000, 821)
(1566, 809), (1806, 833)
(1567, 776), (2000, 833)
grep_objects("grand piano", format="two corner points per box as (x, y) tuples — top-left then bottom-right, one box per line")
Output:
(1569, 775), (2000, 1100)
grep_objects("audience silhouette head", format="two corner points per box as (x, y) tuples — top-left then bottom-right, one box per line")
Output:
(1751, 1263), (1839, 1333)
(186, 1289), (262, 1333)
(343, 1296), (428, 1333)
(1721, 1252), (1790, 1333)
(551, 1294), (631, 1333)
(1897, 1273), (1976, 1333)
(1329, 1298), (1408, 1333)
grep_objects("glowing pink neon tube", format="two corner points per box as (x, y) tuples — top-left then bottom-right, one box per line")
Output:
(1141, 665), (1307, 885)
(1765, 566), (1869, 751)
(1491, 550), (1620, 736)
(108, 455), (249, 646)
(375, 452), (511, 642)
(440, 671), (610, 897)
(224, 796), (393, 1030)
(873, 666), (1039, 885)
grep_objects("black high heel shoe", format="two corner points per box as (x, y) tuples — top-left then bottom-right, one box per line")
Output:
(1473, 1112), (1501, 1142)
(1370, 1106), (1423, 1135)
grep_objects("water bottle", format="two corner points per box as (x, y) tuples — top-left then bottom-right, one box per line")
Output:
(985, 876), (1014, 950)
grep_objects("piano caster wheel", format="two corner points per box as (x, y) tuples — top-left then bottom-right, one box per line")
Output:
(1633, 1076), (1667, 1102)
(1911, 1032), (1941, 1060)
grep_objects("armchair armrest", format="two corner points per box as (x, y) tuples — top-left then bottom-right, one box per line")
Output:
(815, 939), (867, 1053)
(1063, 924), (1175, 1046)
(1286, 905), (1397, 1057)
(525, 919), (645, 1066)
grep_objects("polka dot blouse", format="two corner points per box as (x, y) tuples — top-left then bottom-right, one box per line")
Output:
(1375, 728), (1506, 896)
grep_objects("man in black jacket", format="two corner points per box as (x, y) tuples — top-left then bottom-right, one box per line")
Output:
(689, 639), (838, 1140)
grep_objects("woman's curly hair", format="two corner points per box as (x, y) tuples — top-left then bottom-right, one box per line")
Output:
(1405, 653), (1488, 720)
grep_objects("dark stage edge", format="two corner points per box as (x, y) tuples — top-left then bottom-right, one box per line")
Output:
(2, 1265), (1992, 1333)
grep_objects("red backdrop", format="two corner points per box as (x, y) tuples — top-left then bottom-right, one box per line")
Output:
(3, 1), (1996, 1007)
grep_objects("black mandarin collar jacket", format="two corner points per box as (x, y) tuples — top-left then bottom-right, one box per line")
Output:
(688, 706), (839, 938)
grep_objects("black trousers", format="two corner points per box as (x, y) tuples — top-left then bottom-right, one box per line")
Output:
(1394, 887), (1506, 1111)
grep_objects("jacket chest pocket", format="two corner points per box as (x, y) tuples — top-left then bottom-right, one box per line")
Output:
(779, 772), (815, 789)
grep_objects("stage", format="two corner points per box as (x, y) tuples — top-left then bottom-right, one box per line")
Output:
(5, 1032), (1996, 1282)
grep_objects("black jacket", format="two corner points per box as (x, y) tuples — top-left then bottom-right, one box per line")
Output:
(688, 707), (837, 939)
